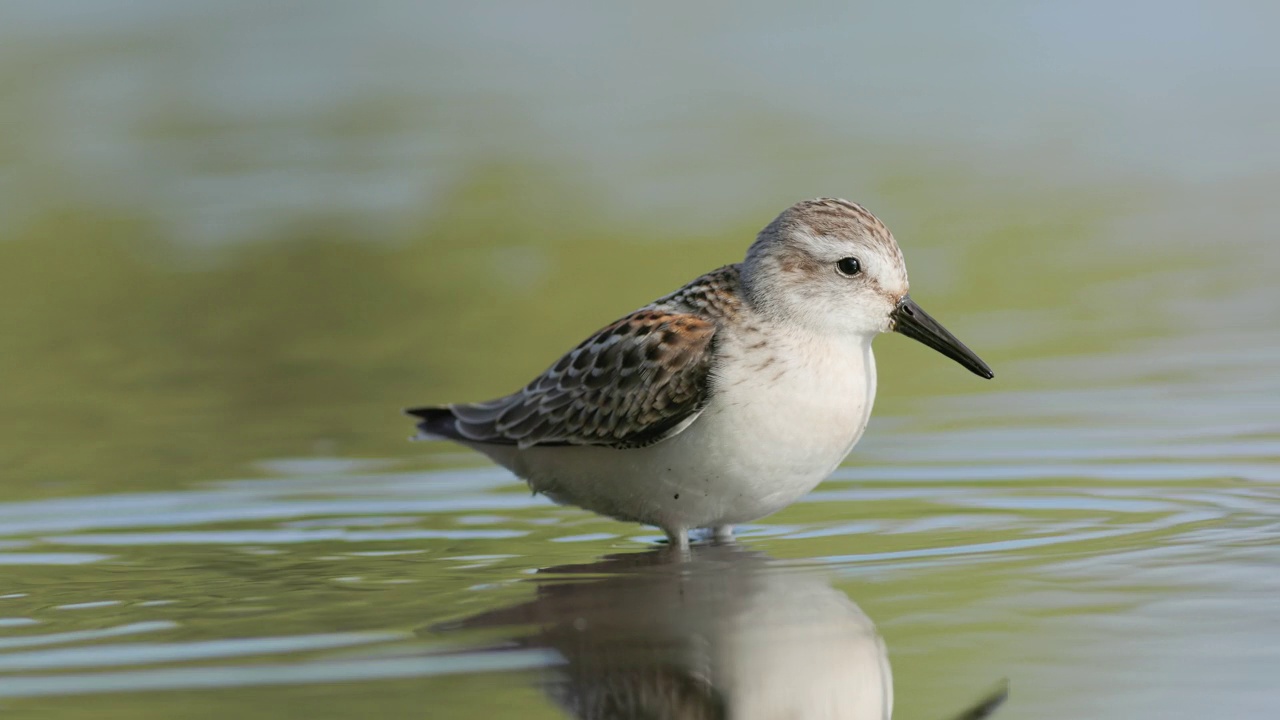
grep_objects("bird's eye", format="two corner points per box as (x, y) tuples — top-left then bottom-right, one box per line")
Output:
(836, 257), (862, 277)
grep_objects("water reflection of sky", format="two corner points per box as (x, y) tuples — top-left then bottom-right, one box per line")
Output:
(3, 2), (1278, 242)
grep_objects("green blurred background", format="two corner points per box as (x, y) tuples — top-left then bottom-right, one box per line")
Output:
(5, 1), (1272, 500)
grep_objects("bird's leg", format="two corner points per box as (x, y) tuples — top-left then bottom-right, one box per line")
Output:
(712, 525), (735, 543)
(665, 527), (690, 551)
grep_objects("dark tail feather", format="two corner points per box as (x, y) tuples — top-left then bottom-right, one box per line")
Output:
(404, 406), (461, 441)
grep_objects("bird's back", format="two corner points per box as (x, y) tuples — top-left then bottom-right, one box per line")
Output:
(407, 265), (746, 450)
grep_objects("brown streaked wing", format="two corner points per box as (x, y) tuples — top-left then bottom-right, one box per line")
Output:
(450, 309), (718, 449)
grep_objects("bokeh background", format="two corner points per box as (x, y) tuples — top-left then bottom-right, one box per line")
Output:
(1, 2), (1277, 718)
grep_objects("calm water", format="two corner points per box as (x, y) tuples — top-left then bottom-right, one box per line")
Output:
(2, 3), (1279, 718)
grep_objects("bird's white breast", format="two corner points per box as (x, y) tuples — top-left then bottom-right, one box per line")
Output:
(666, 327), (877, 522)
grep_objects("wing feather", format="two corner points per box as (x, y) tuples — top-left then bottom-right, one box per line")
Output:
(446, 309), (717, 449)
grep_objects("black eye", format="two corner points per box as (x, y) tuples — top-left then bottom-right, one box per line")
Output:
(836, 257), (861, 276)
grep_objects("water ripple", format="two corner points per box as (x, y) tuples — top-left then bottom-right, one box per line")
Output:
(0, 649), (559, 698)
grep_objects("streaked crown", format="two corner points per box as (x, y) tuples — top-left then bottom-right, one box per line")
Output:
(741, 198), (910, 334)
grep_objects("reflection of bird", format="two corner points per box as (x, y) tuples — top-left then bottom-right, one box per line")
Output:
(433, 544), (894, 720)
(408, 199), (992, 548)
(947, 682), (1009, 720)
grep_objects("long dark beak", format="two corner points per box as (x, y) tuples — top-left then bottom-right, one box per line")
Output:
(891, 295), (994, 379)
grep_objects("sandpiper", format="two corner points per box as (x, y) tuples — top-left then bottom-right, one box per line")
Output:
(408, 198), (992, 548)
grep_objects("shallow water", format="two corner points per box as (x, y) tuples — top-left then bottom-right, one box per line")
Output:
(3, 2), (1280, 719)
(2, 346), (1277, 717)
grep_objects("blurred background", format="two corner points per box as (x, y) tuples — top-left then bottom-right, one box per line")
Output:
(0, 1), (1277, 718)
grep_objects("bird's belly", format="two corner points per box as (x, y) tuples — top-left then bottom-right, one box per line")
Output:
(663, 380), (872, 522)
(501, 347), (876, 530)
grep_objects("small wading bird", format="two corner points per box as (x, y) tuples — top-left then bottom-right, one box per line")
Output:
(408, 198), (993, 549)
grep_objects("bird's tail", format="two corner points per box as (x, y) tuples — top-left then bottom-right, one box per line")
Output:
(404, 406), (461, 441)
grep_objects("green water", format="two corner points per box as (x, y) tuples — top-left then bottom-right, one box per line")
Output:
(2, 3), (1279, 718)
